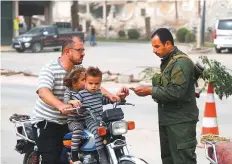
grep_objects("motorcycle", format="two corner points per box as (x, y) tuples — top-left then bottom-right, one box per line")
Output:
(10, 100), (148, 164)
(202, 138), (232, 164)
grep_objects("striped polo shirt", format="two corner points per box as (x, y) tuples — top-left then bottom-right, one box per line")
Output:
(32, 59), (68, 124)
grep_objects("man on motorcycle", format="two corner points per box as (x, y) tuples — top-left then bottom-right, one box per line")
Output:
(32, 36), (129, 164)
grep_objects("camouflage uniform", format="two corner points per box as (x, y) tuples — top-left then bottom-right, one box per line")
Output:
(152, 47), (199, 164)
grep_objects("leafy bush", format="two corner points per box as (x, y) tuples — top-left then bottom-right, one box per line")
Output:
(176, 28), (189, 43)
(127, 29), (140, 40)
(200, 56), (232, 99)
(118, 30), (126, 38)
(185, 31), (196, 43)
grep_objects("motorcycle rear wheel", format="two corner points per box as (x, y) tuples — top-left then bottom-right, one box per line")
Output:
(23, 148), (40, 164)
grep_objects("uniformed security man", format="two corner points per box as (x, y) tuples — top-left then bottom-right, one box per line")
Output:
(133, 28), (199, 164)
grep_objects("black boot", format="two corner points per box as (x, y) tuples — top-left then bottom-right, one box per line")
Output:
(98, 148), (110, 164)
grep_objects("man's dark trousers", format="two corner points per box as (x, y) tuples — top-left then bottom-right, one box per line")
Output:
(159, 121), (197, 164)
(33, 121), (69, 164)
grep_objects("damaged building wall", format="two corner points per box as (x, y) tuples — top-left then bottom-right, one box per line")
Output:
(50, 1), (232, 37)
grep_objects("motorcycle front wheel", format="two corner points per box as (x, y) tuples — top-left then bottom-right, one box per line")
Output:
(119, 156), (148, 164)
(23, 148), (40, 164)
(120, 161), (135, 164)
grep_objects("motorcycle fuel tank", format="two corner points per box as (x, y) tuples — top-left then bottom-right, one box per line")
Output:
(63, 129), (97, 151)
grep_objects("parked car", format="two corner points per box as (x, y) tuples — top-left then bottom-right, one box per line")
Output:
(54, 22), (72, 32)
(12, 25), (84, 53)
(214, 18), (232, 53)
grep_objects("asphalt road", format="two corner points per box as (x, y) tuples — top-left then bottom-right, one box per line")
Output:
(1, 42), (190, 77)
(1, 42), (232, 163)
(2, 42), (232, 77)
(2, 75), (232, 164)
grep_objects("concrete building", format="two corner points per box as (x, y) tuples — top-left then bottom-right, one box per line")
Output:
(50, 1), (232, 37)
(2, 0), (231, 45)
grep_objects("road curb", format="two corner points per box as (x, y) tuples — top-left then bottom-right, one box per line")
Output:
(0, 47), (15, 52)
(177, 43), (213, 54)
(187, 43), (213, 54)
(188, 48), (212, 54)
(1, 44), (90, 53)
(1, 51), (15, 53)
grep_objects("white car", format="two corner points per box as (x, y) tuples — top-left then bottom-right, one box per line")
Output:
(214, 18), (232, 53)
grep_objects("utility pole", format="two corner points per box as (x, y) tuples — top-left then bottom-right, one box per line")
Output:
(48, 1), (54, 24)
(13, 0), (19, 37)
(85, 2), (90, 33)
(201, 0), (206, 47)
(196, 0), (202, 49)
(71, 0), (79, 31)
(175, 0), (178, 20)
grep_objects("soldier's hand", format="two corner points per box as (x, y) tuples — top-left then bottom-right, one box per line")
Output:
(133, 86), (152, 97)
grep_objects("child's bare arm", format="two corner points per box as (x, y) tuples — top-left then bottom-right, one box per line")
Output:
(101, 87), (120, 102)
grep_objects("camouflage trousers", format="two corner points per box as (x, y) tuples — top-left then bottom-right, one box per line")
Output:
(159, 122), (197, 164)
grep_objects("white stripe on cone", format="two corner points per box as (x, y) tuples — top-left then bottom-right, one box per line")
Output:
(202, 117), (218, 127)
(207, 93), (215, 103)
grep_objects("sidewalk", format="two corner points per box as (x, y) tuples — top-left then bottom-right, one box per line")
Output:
(1, 42), (213, 53)
(1, 44), (90, 53)
(177, 42), (213, 54)
(189, 47), (213, 54)
(0, 45), (15, 52)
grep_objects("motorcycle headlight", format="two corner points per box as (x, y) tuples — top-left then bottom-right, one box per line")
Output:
(111, 120), (128, 135)
(21, 37), (32, 42)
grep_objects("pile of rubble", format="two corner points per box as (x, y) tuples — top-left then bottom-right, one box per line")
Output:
(1, 69), (37, 77)
(1, 67), (161, 84)
(102, 67), (160, 83)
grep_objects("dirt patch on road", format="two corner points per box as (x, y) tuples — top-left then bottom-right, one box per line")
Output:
(1, 69), (38, 77)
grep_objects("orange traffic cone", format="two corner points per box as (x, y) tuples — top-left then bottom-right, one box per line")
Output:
(201, 82), (219, 136)
(197, 82), (219, 148)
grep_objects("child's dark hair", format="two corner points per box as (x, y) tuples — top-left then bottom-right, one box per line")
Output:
(63, 66), (86, 89)
(86, 67), (102, 79)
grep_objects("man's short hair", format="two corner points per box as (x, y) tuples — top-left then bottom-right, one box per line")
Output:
(86, 67), (102, 79)
(151, 28), (174, 46)
(61, 36), (82, 52)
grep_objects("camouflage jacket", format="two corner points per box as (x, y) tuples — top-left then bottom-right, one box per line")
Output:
(152, 47), (199, 125)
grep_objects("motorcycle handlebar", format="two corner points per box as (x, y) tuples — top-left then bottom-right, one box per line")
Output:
(65, 100), (135, 112)
(64, 100), (135, 122)
(64, 107), (80, 111)
(114, 100), (135, 107)
(64, 107), (98, 121)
